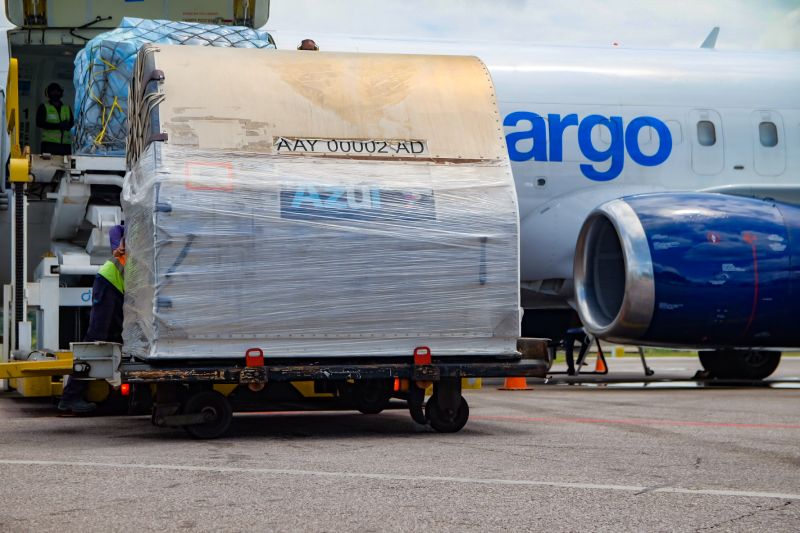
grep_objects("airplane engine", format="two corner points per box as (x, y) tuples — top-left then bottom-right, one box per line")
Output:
(573, 192), (800, 348)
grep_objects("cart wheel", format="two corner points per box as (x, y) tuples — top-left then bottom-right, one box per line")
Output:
(354, 379), (392, 415)
(182, 390), (232, 439)
(425, 393), (469, 433)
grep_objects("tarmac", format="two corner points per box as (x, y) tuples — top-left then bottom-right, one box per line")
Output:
(0, 356), (798, 531)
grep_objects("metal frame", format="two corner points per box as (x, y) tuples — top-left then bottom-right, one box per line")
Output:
(0, 354), (72, 379)
(122, 357), (549, 385)
(137, 352), (548, 437)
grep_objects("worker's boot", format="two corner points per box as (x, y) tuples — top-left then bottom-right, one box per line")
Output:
(57, 398), (97, 414)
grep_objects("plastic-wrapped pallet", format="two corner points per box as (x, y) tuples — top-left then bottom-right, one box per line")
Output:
(72, 18), (274, 156)
(122, 45), (520, 361)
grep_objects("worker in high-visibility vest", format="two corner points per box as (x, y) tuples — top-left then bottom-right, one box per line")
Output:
(58, 224), (126, 414)
(36, 82), (73, 156)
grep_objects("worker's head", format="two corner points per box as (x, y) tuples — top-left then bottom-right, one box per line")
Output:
(109, 224), (125, 256)
(46, 82), (64, 101)
(297, 39), (319, 51)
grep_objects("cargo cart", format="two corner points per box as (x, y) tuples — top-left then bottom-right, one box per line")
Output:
(65, 340), (548, 438)
(3, 45), (548, 438)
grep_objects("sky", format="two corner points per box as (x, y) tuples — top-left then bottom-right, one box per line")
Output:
(267, 0), (800, 50)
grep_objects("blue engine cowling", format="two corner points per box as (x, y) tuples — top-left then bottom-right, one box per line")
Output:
(573, 192), (800, 348)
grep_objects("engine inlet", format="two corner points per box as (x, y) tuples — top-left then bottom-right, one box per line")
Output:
(573, 199), (655, 340)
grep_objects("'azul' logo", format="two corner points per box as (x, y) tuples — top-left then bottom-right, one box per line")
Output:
(504, 112), (673, 181)
(280, 186), (435, 222)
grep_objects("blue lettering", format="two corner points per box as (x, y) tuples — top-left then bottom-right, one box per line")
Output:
(625, 116), (672, 167)
(281, 187), (434, 222)
(291, 186), (322, 208)
(503, 112), (673, 181)
(547, 113), (578, 162)
(503, 111), (547, 162)
(346, 187), (372, 209)
(322, 187), (345, 208)
(578, 115), (624, 182)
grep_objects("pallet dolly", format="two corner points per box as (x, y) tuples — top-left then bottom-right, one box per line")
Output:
(123, 345), (549, 439)
(1, 341), (549, 438)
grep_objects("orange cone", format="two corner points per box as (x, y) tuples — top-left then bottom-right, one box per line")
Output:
(595, 352), (607, 373)
(499, 377), (532, 390)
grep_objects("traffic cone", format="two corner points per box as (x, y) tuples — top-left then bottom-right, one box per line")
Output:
(595, 352), (607, 373)
(499, 377), (532, 390)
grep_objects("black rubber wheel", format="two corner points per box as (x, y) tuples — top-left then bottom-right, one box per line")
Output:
(182, 390), (233, 439)
(699, 350), (781, 380)
(354, 380), (393, 415)
(128, 384), (154, 416)
(425, 394), (469, 433)
(545, 345), (557, 372)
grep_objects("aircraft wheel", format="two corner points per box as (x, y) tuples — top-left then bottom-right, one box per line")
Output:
(699, 350), (781, 380)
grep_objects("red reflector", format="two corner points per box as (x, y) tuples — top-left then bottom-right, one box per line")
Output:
(413, 346), (431, 366)
(393, 377), (401, 392)
(246, 347), (265, 367)
(120, 383), (131, 396)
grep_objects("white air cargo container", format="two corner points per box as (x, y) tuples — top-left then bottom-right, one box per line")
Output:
(122, 45), (521, 361)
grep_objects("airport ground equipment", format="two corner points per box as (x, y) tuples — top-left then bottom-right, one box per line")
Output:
(0, 340), (548, 435)
(1, 16), (273, 395)
(1, 48), (129, 395)
(3, 42), (550, 434)
(117, 44), (544, 436)
(74, 341), (546, 439)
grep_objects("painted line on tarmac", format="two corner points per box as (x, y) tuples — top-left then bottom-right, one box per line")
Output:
(1, 459), (798, 501)
(471, 415), (800, 430)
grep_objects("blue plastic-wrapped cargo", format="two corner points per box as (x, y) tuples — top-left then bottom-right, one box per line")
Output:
(72, 18), (274, 156)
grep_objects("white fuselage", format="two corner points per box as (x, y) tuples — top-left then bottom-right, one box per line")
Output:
(268, 30), (800, 308)
(1, 8), (798, 312)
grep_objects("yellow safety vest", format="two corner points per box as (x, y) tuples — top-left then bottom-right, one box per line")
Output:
(41, 103), (71, 145)
(97, 258), (125, 294)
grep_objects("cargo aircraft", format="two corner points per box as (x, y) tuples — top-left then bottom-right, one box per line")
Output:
(1, 0), (798, 380)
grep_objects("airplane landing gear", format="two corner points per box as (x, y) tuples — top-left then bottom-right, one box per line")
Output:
(699, 350), (781, 381)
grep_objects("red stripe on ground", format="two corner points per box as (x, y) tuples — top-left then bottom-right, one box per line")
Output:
(470, 414), (800, 430)
(237, 411), (800, 429)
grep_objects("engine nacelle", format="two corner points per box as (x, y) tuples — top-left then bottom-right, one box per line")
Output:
(574, 193), (800, 348)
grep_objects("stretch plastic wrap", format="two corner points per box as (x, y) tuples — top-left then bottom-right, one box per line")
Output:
(122, 143), (521, 360)
(72, 18), (273, 156)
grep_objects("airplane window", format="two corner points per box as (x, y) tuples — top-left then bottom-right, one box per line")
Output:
(759, 121), (778, 147)
(697, 121), (716, 146)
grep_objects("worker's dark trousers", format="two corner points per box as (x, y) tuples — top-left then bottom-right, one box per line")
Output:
(61, 376), (88, 402)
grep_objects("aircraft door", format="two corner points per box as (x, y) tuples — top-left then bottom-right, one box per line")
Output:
(751, 110), (786, 177)
(688, 109), (724, 175)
